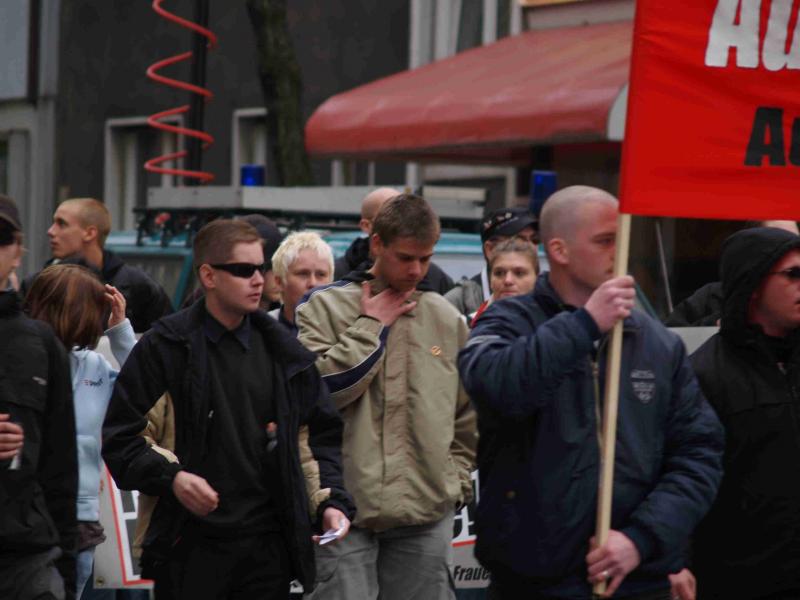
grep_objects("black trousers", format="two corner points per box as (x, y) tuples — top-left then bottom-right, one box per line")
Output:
(153, 530), (291, 600)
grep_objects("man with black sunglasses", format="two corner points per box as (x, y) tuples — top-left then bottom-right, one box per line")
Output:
(102, 219), (355, 599)
(691, 226), (800, 599)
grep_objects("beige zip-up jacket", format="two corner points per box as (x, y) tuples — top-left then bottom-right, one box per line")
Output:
(296, 277), (477, 532)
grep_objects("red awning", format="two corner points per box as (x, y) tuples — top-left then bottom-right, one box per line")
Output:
(305, 20), (632, 163)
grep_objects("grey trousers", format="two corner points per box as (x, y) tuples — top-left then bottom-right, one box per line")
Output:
(305, 513), (456, 600)
(0, 547), (65, 600)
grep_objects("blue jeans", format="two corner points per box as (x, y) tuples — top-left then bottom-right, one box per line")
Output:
(76, 548), (96, 599)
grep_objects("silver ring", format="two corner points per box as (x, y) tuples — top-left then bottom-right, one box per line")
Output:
(601, 569), (610, 579)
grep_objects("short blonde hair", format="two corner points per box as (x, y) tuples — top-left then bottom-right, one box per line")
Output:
(64, 198), (112, 247)
(272, 231), (334, 280)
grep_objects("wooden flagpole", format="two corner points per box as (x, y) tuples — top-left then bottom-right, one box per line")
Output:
(592, 212), (632, 598)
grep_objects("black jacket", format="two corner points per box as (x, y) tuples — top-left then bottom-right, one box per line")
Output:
(101, 250), (173, 332)
(334, 236), (455, 294)
(0, 291), (78, 599)
(691, 227), (800, 599)
(101, 300), (355, 588)
(459, 274), (724, 599)
(22, 250), (173, 333)
(664, 281), (723, 327)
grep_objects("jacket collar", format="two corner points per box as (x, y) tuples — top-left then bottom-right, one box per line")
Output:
(153, 298), (317, 376)
(533, 273), (639, 331)
(0, 290), (20, 317)
(101, 249), (125, 280)
(341, 269), (437, 294)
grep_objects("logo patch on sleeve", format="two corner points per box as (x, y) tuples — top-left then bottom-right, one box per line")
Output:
(631, 369), (656, 404)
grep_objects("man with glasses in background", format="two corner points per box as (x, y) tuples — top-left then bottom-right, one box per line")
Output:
(690, 227), (800, 599)
(102, 219), (354, 600)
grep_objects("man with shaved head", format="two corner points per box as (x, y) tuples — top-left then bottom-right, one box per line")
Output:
(23, 198), (172, 332)
(334, 188), (455, 294)
(459, 186), (724, 599)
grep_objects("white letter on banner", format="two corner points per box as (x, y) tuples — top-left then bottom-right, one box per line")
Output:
(763, 0), (800, 70)
(705, 0), (761, 68)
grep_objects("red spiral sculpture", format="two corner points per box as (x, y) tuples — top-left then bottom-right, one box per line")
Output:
(144, 0), (217, 182)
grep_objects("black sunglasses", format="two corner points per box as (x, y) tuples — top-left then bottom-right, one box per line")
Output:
(770, 266), (800, 280)
(209, 262), (268, 278)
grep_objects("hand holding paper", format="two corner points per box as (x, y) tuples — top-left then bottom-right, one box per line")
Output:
(313, 507), (350, 545)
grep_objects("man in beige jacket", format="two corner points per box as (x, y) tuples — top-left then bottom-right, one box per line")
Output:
(297, 193), (477, 600)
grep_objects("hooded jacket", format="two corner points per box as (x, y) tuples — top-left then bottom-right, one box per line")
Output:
(100, 250), (173, 332)
(459, 274), (724, 599)
(101, 300), (354, 588)
(71, 319), (136, 523)
(333, 235), (456, 295)
(691, 227), (800, 599)
(295, 270), (477, 532)
(0, 291), (78, 599)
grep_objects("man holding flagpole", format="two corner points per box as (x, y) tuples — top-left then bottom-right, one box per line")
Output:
(459, 186), (724, 599)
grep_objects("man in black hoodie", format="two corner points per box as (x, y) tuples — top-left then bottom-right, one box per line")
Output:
(665, 220), (798, 327)
(691, 227), (800, 599)
(0, 195), (78, 600)
(24, 197), (172, 332)
(334, 188), (454, 294)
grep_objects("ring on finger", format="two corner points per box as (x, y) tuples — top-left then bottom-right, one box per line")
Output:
(601, 569), (610, 580)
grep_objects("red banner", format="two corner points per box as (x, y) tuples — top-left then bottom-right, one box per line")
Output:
(619, 0), (800, 220)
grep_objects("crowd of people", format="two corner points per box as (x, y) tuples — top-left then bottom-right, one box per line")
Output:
(0, 184), (798, 600)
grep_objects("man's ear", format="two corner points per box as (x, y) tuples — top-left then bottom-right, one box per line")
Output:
(198, 264), (216, 290)
(369, 233), (384, 259)
(482, 240), (495, 261)
(10, 242), (22, 269)
(547, 237), (569, 266)
(359, 218), (372, 235)
(83, 225), (99, 245)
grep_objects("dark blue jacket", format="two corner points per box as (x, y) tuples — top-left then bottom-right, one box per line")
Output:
(458, 274), (724, 599)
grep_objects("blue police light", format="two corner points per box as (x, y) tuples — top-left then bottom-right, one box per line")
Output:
(240, 165), (265, 186)
(530, 170), (557, 218)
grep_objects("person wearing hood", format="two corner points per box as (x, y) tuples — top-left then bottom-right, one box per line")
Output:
(333, 187), (455, 294)
(22, 198), (172, 333)
(690, 227), (800, 599)
(296, 193), (476, 600)
(665, 220), (798, 327)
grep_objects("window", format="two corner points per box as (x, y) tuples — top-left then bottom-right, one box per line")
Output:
(456, 0), (512, 51)
(104, 117), (179, 231)
(232, 108), (267, 185)
(411, 0), (520, 64)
